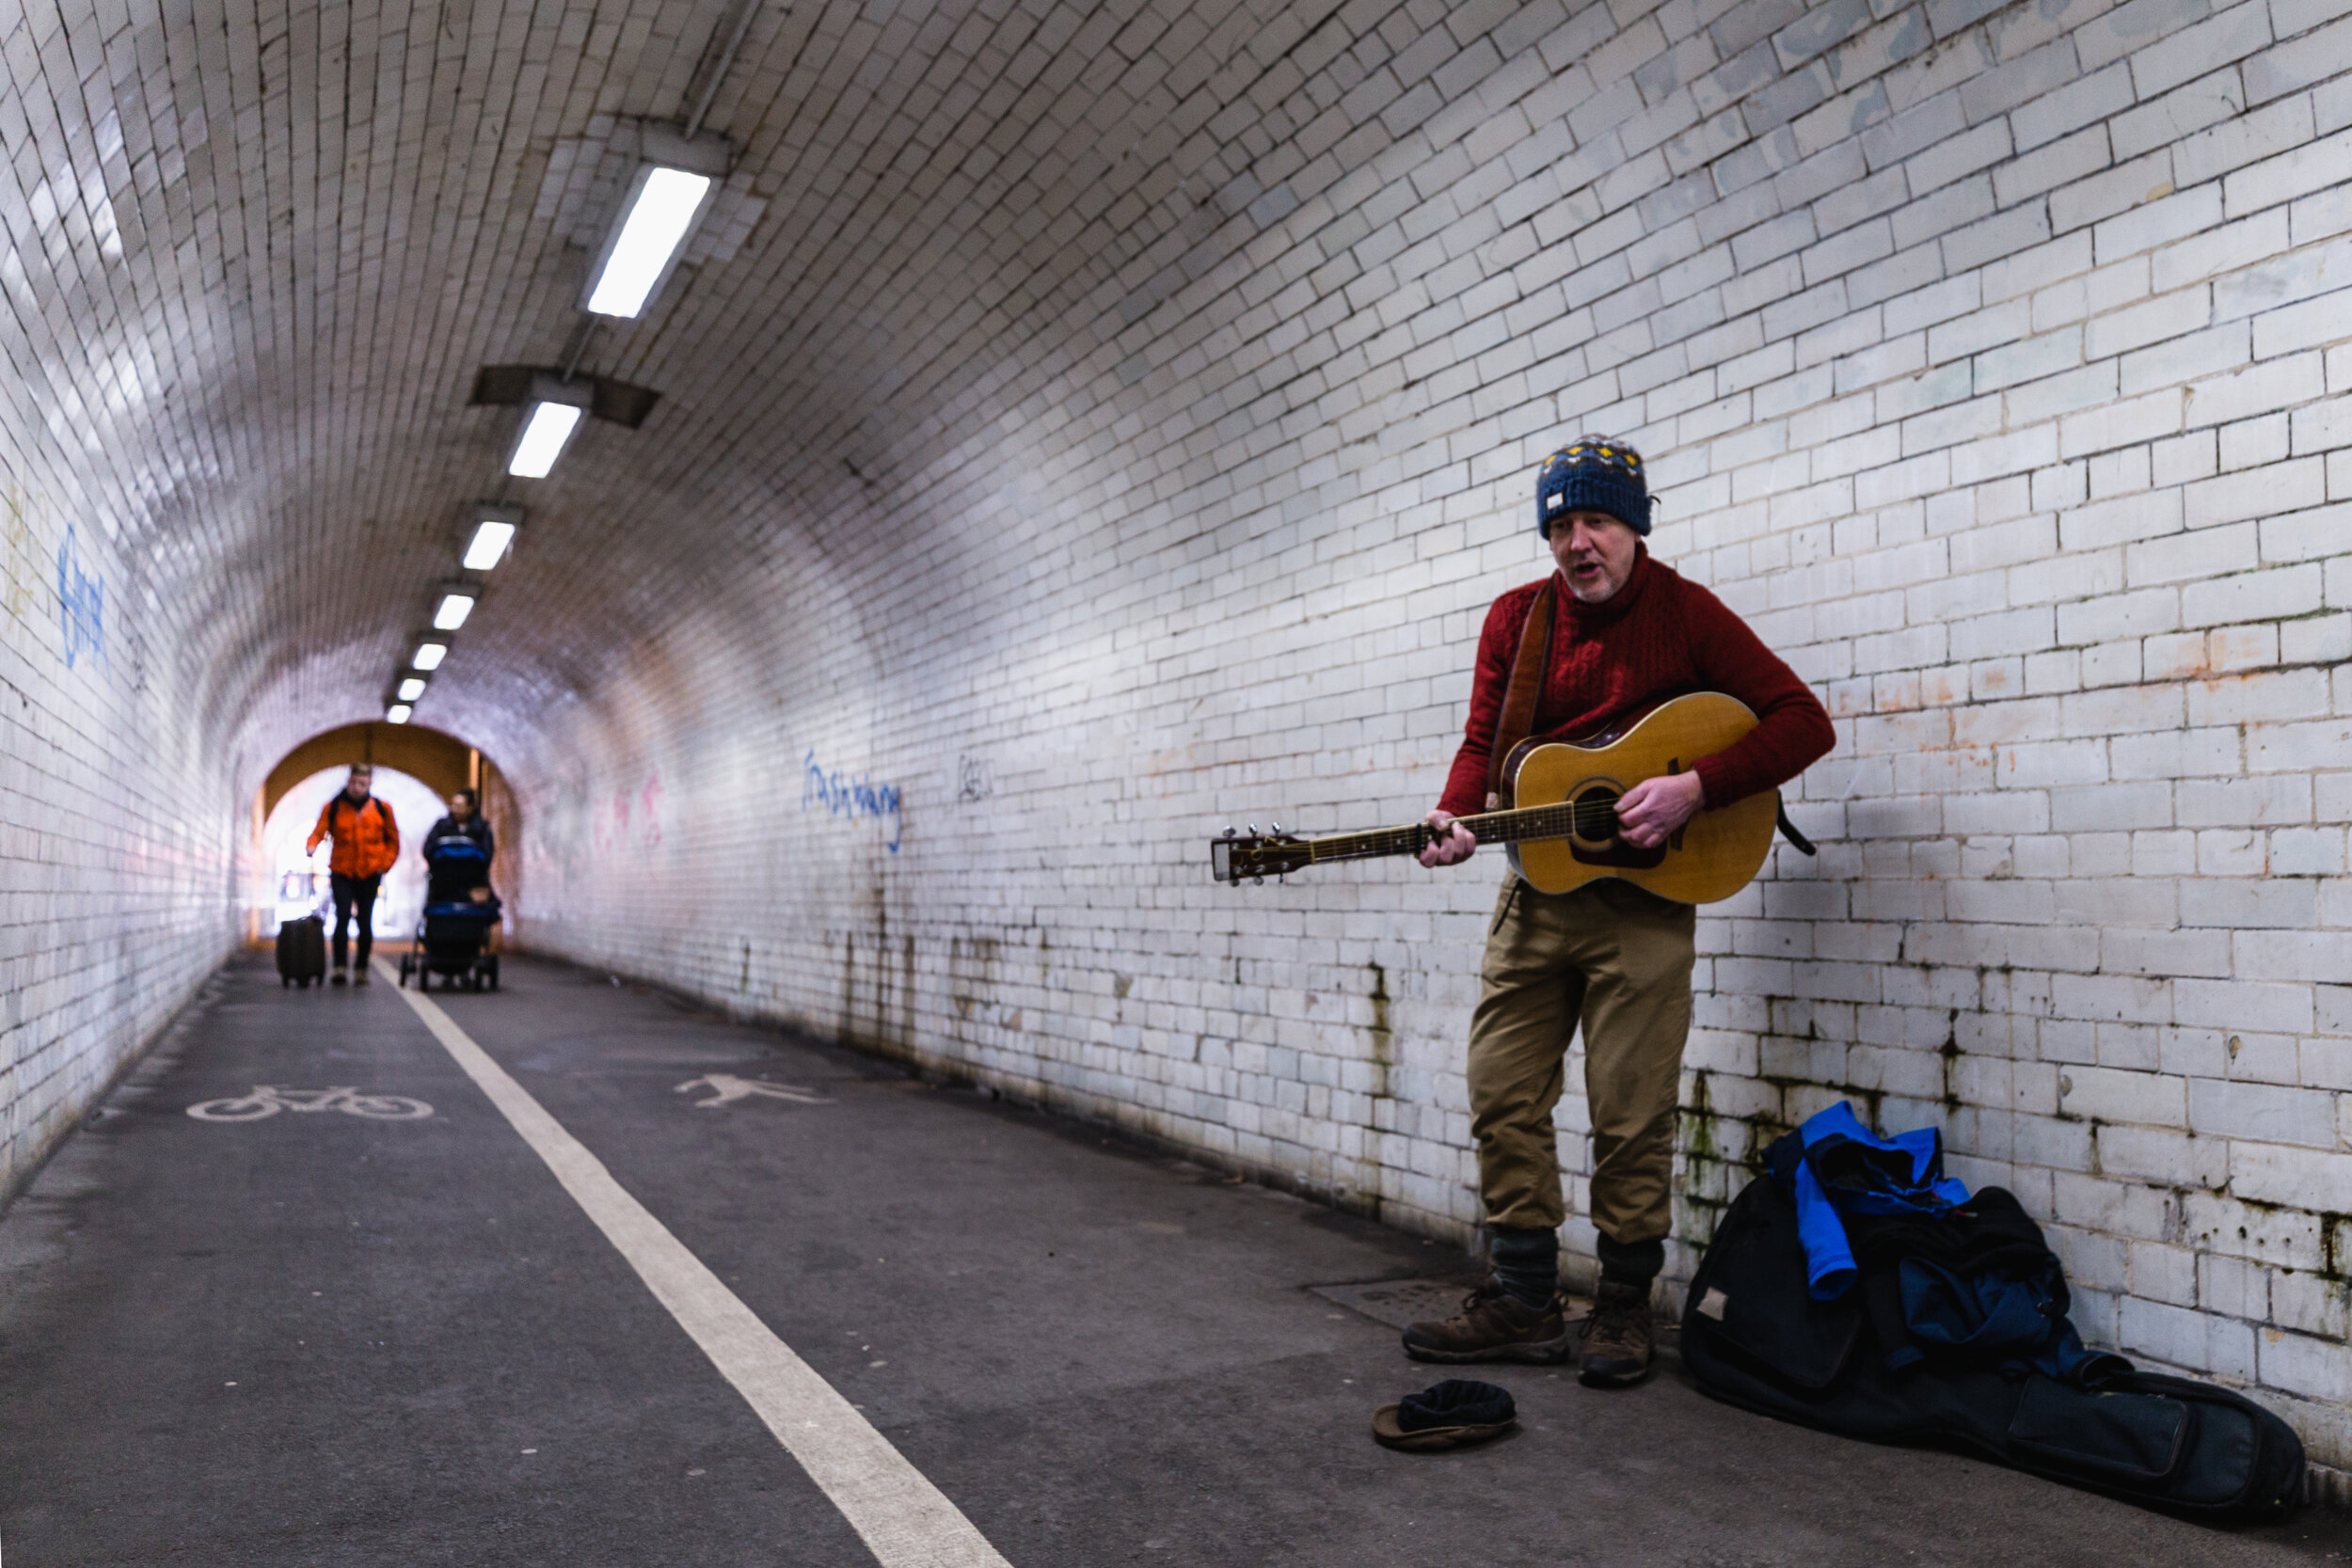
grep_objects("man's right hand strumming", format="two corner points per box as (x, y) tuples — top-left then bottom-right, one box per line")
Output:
(1418, 810), (1476, 867)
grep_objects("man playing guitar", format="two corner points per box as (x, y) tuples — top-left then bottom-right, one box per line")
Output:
(1406, 437), (1835, 1386)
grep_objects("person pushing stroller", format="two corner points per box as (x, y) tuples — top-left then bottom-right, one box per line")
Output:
(400, 790), (503, 990)
(423, 788), (495, 869)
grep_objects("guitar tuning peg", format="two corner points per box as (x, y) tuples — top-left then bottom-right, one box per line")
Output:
(1248, 823), (1258, 835)
(1222, 826), (1235, 840)
(1271, 821), (1282, 836)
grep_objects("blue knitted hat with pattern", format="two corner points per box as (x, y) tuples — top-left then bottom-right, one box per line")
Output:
(1535, 436), (1653, 537)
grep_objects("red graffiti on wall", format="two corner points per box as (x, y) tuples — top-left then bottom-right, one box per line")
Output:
(591, 773), (665, 854)
(639, 776), (664, 849)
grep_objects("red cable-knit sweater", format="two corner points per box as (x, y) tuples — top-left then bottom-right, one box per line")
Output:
(1437, 549), (1836, 819)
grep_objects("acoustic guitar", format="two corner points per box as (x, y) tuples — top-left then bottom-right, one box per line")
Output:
(1208, 691), (1779, 904)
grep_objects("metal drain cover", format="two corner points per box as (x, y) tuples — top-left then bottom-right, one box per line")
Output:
(1311, 1275), (1613, 1330)
(1309, 1276), (1481, 1329)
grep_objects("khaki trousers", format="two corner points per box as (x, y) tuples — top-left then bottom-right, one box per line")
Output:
(1467, 876), (1695, 1244)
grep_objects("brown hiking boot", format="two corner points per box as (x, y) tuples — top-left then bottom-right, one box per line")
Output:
(1402, 1282), (1571, 1364)
(1577, 1280), (1654, 1387)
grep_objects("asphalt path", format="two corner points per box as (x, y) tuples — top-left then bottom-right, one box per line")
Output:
(2, 951), (2346, 1566)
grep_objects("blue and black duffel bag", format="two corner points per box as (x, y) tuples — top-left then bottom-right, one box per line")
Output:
(1680, 1125), (2305, 1522)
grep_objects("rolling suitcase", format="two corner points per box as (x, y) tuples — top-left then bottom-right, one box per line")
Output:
(277, 914), (326, 988)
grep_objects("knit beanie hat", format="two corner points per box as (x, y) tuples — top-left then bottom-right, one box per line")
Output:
(1535, 436), (1653, 537)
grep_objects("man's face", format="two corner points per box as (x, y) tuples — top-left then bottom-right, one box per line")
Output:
(450, 794), (473, 820)
(1549, 510), (1640, 604)
(346, 769), (372, 800)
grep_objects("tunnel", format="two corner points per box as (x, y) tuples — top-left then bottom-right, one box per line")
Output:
(2, 0), (2350, 1557)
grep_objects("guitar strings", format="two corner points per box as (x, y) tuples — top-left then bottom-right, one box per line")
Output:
(1308, 796), (1624, 862)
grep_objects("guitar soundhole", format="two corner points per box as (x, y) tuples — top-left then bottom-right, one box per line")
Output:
(1570, 785), (1619, 845)
(1565, 780), (1666, 870)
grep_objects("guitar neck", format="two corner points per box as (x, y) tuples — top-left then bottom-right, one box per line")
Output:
(1304, 798), (1615, 864)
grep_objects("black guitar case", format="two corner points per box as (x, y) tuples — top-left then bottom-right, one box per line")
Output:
(1680, 1173), (2305, 1522)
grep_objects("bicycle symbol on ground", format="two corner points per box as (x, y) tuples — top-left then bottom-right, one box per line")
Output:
(186, 1085), (435, 1122)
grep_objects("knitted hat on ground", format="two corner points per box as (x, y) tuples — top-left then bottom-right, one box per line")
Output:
(1535, 436), (1653, 537)
(1396, 1379), (1517, 1433)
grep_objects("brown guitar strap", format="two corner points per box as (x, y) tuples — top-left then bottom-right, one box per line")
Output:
(1485, 578), (1555, 809)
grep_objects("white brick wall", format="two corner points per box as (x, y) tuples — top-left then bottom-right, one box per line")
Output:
(485, 0), (2352, 1469)
(0, 6), (277, 1198)
(0, 0), (2344, 1476)
(0, 387), (236, 1197)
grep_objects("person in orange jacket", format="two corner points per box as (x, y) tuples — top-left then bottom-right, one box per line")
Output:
(306, 764), (400, 985)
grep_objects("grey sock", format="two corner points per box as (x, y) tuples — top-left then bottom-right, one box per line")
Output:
(1486, 1226), (1560, 1310)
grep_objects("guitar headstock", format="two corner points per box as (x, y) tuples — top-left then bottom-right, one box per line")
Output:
(1209, 825), (1310, 884)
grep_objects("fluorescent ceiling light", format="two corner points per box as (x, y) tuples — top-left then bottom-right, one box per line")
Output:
(412, 641), (448, 672)
(387, 704), (413, 724)
(508, 401), (583, 478)
(463, 515), (517, 571)
(397, 677), (427, 702)
(434, 592), (476, 631)
(585, 166), (715, 318)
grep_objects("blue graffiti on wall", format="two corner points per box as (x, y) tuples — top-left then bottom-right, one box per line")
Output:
(56, 524), (102, 669)
(802, 748), (902, 853)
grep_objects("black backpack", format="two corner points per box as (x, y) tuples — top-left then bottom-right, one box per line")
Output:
(1680, 1172), (2306, 1522)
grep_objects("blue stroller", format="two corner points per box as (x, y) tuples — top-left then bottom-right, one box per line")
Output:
(397, 837), (501, 990)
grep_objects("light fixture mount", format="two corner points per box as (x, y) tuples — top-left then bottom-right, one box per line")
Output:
(637, 122), (735, 180)
(470, 367), (659, 428)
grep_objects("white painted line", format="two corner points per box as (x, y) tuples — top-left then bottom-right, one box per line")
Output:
(375, 958), (1011, 1568)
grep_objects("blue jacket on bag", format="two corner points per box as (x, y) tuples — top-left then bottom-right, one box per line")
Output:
(1772, 1101), (1969, 1299)
(1765, 1101), (2122, 1386)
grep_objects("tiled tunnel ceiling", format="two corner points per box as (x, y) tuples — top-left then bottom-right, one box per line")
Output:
(2, 0), (1308, 787)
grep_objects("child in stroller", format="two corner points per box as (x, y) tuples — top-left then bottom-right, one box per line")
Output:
(398, 791), (501, 990)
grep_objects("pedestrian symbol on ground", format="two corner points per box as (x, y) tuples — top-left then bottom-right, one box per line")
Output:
(187, 1085), (434, 1121)
(675, 1073), (829, 1109)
